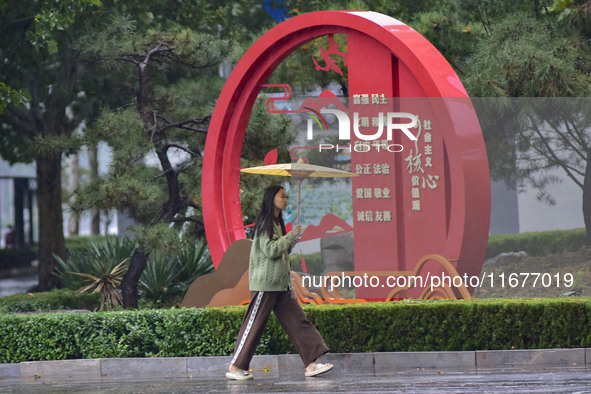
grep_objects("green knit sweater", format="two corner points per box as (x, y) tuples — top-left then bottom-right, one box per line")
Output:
(249, 222), (297, 292)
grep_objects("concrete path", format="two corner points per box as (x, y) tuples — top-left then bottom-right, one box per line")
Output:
(1, 349), (590, 392)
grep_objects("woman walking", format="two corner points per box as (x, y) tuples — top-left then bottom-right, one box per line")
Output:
(226, 184), (333, 380)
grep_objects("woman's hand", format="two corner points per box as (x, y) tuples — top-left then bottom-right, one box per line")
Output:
(291, 225), (303, 243)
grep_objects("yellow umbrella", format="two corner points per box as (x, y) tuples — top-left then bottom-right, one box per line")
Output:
(240, 158), (358, 225)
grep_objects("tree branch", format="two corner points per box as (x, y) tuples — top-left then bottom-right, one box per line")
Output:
(145, 168), (173, 182)
(165, 143), (199, 157)
(158, 116), (210, 134)
(3, 106), (36, 137)
(170, 216), (202, 224)
(543, 117), (587, 162)
(187, 200), (202, 211)
(529, 119), (584, 188)
(565, 116), (590, 153)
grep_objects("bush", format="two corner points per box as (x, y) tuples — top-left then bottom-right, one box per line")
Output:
(1, 298), (591, 363)
(55, 237), (136, 292)
(290, 252), (325, 275)
(56, 236), (213, 308)
(64, 235), (118, 254)
(0, 248), (37, 270)
(0, 289), (101, 313)
(486, 228), (587, 259)
(140, 239), (214, 305)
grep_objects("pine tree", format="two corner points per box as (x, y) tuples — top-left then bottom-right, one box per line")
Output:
(463, 5), (591, 243)
(68, 15), (232, 307)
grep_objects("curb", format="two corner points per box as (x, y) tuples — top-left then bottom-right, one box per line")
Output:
(1, 348), (589, 382)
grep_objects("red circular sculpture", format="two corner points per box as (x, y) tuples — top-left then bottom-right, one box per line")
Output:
(203, 11), (490, 297)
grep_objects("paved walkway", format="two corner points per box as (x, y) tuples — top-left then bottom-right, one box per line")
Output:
(1, 349), (590, 393)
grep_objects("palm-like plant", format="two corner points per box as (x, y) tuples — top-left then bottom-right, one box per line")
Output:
(54, 237), (135, 310)
(139, 239), (214, 304)
(70, 259), (128, 310)
(55, 236), (213, 308)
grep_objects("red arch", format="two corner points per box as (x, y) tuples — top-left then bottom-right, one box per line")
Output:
(202, 11), (490, 271)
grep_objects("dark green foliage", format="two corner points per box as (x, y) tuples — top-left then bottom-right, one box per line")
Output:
(290, 252), (325, 275)
(64, 235), (118, 252)
(55, 236), (213, 307)
(486, 228), (587, 258)
(2, 298), (591, 363)
(0, 248), (37, 270)
(139, 239), (214, 304)
(55, 237), (137, 290)
(0, 289), (100, 313)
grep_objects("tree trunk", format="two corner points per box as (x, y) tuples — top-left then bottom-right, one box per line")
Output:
(121, 247), (150, 308)
(36, 151), (66, 290)
(88, 146), (100, 235)
(584, 158), (591, 246)
(67, 153), (80, 236)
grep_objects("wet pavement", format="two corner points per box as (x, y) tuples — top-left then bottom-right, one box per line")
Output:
(0, 273), (37, 297)
(1, 367), (591, 393)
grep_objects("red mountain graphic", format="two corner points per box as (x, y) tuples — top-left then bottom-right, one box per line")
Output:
(300, 213), (353, 242)
(297, 90), (348, 113)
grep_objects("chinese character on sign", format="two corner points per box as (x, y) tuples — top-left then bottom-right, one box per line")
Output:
(357, 211), (366, 222)
(412, 175), (420, 187)
(422, 175), (440, 190)
(424, 132), (432, 143)
(371, 140), (387, 151)
(382, 188), (391, 198)
(423, 119), (432, 130)
(373, 163), (382, 175)
(353, 94), (361, 105)
(364, 188), (372, 198)
(355, 164), (364, 175)
(383, 211), (392, 221)
(379, 94), (387, 105)
(359, 116), (370, 127)
(425, 157), (433, 168)
(375, 211), (383, 221)
(365, 210), (373, 221)
(371, 94), (380, 104)
(371, 117), (380, 127)
(424, 145), (433, 155)
(374, 188), (382, 198)
(363, 164), (371, 175)
(381, 163), (390, 175)
(356, 188), (364, 199)
(412, 188), (420, 199)
(355, 140), (370, 152)
(412, 200), (421, 211)
(405, 150), (424, 174)
(361, 94), (369, 105)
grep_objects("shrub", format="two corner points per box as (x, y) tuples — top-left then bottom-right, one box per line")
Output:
(64, 235), (118, 252)
(0, 248), (37, 270)
(0, 289), (101, 313)
(1, 298), (590, 363)
(139, 239), (214, 305)
(56, 236), (213, 307)
(55, 237), (136, 291)
(486, 228), (587, 259)
(290, 252), (325, 275)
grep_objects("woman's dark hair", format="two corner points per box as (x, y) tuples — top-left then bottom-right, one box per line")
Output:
(252, 185), (286, 239)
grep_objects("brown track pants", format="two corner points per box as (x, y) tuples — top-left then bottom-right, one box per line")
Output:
(230, 290), (329, 370)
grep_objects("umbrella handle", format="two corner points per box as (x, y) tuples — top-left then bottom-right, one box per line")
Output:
(297, 179), (302, 226)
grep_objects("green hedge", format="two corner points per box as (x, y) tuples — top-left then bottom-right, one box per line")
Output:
(486, 228), (587, 259)
(0, 248), (37, 270)
(65, 235), (118, 253)
(1, 298), (591, 363)
(0, 289), (101, 313)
